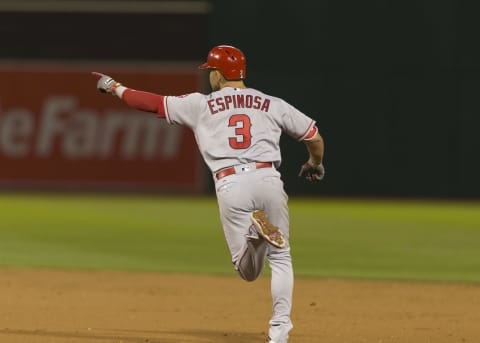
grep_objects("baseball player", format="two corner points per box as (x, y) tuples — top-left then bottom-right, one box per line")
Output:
(92, 45), (325, 343)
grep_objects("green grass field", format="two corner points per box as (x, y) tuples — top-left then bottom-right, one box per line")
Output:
(0, 193), (479, 282)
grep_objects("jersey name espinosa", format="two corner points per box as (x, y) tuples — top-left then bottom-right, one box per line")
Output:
(207, 94), (271, 115)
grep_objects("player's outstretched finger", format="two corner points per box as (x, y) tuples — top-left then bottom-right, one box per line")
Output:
(91, 72), (104, 79)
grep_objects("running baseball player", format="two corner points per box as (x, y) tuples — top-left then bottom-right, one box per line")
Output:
(92, 45), (325, 343)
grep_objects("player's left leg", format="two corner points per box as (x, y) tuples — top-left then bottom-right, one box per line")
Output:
(215, 172), (269, 281)
(236, 229), (268, 281)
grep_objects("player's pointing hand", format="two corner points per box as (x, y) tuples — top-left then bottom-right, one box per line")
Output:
(91, 72), (121, 94)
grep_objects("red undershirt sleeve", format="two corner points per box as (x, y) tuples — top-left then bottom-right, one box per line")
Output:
(121, 88), (166, 118)
(303, 125), (318, 140)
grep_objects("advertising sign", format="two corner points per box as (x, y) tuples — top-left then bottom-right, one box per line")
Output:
(0, 63), (205, 192)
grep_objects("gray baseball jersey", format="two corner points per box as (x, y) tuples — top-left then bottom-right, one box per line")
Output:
(163, 87), (316, 173)
(163, 86), (316, 343)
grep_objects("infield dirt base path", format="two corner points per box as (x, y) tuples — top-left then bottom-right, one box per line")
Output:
(0, 269), (478, 343)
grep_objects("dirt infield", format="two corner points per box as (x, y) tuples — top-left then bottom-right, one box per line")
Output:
(0, 269), (478, 343)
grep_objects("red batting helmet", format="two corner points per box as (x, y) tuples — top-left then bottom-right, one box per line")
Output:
(198, 45), (246, 80)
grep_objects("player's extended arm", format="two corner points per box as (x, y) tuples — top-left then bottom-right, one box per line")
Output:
(91, 72), (166, 118)
(298, 131), (325, 182)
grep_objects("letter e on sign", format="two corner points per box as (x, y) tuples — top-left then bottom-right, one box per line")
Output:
(0, 108), (34, 158)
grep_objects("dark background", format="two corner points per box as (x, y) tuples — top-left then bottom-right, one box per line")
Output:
(1, 0), (479, 198)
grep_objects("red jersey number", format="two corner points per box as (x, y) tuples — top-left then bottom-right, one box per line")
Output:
(228, 114), (252, 149)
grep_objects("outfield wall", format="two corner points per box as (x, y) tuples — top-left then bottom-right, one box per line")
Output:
(0, 4), (209, 193)
(210, 0), (480, 198)
(1, 1), (479, 197)
(0, 64), (205, 192)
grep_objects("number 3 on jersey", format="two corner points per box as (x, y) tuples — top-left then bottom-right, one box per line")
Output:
(228, 114), (251, 149)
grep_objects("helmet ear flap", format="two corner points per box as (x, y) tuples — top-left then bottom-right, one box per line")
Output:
(198, 45), (246, 80)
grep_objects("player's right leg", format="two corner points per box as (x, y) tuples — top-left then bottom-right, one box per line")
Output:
(266, 248), (293, 343)
(254, 170), (293, 343)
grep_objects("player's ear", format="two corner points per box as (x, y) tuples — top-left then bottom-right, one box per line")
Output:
(212, 69), (221, 79)
(215, 70), (227, 84)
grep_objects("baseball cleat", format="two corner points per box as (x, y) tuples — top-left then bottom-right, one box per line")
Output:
(251, 210), (285, 248)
